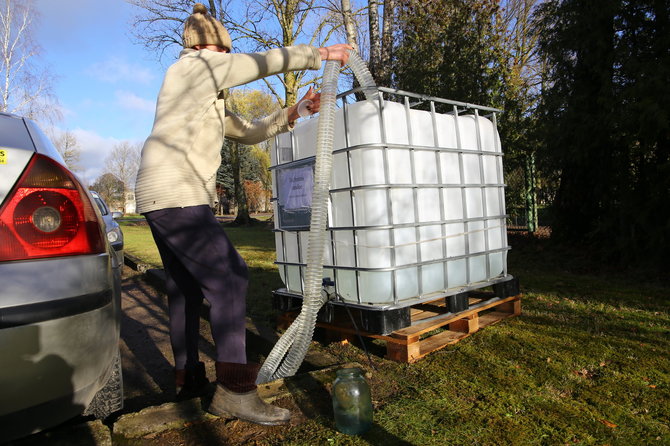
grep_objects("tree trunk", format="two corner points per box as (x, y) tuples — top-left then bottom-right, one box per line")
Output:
(341, 0), (360, 53)
(231, 141), (250, 224)
(368, 0), (381, 81)
(342, 0), (360, 92)
(378, 0), (395, 87)
(285, 71), (299, 108)
(208, 0), (217, 16)
(280, 0), (299, 107)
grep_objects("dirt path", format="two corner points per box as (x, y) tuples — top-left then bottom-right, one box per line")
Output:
(114, 266), (326, 445)
(117, 267), (214, 413)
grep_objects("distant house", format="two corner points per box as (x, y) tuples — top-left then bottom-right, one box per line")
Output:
(124, 190), (136, 214)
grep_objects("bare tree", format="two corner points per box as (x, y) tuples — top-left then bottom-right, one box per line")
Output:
(365, 0), (395, 86)
(367, 0), (380, 79)
(499, 0), (543, 96)
(0, 0), (59, 122)
(332, 0), (394, 86)
(127, 0), (192, 61)
(340, 0), (359, 53)
(378, 0), (394, 86)
(104, 141), (142, 213)
(216, 0), (340, 107)
(127, 0), (338, 107)
(52, 129), (81, 172)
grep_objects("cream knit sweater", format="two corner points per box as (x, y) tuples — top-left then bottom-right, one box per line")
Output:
(135, 45), (321, 213)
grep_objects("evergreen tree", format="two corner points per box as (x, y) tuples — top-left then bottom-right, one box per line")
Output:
(536, 0), (670, 267)
(612, 0), (670, 265)
(392, 0), (546, 230)
(536, 0), (619, 243)
(393, 0), (506, 107)
(392, 0), (541, 158)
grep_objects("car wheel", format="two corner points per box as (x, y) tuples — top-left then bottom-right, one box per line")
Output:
(84, 350), (124, 419)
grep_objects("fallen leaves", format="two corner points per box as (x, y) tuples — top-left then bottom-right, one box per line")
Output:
(642, 377), (657, 388)
(599, 419), (618, 429)
(573, 368), (595, 379)
(572, 361), (610, 379)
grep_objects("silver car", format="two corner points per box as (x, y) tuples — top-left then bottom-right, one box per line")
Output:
(90, 190), (124, 267)
(0, 112), (123, 441)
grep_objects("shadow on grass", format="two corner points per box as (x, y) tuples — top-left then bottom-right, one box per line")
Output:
(246, 266), (285, 327)
(361, 425), (415, 445)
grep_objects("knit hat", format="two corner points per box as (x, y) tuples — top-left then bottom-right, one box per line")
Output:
(182, 3), (232, 51)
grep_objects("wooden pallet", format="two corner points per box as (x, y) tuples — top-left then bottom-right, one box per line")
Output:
(278, 293), (522, 363)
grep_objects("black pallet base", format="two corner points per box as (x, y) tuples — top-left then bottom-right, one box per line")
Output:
(273, 276), (520, 336)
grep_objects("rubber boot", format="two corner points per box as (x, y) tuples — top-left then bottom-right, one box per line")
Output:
(208, 362), (291, 425)
(175, 361), (209, 399)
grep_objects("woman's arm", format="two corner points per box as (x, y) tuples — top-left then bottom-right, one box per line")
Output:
(226, 87), (324, 144)
(197, 44), (354, 92)
(224, 108), (289, 146)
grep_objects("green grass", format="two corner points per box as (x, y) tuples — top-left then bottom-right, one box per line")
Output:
(118, 220), (162, 267)
(119, 218), (283, 322)
(121, 222), (670, 445)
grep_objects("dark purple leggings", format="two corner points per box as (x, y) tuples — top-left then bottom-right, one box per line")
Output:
(144, 205), (248, 369)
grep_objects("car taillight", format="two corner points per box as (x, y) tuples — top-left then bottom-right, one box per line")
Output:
(0, 154), (105, 261)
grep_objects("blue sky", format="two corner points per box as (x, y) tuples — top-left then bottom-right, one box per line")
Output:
(34, 0), (168, 184)
(32, 0), (346, 184)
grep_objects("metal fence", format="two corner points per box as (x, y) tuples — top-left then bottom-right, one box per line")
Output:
(504, 152), (554, 238)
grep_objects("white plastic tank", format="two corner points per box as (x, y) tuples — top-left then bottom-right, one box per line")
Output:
(271, 91), (509, 308)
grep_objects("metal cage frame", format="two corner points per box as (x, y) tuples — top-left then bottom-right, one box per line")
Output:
(270, 86), (512, 311)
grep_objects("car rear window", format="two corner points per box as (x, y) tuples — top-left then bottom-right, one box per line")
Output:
(0, 115), (36, 151)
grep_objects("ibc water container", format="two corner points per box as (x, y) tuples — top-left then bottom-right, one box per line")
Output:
(271, 89), (510, 309)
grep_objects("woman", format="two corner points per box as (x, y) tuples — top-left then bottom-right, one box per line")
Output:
(135, 2), (351, 425)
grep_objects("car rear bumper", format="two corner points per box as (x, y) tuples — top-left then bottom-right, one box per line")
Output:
(0, 368), (103, 440)
(0, 300), (120, 439)
(0, 254), (121, 439)
(0, 288), (112, 328)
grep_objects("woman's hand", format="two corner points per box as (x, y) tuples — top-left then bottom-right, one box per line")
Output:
(318, 44), (354, 66)
(287, 87), (321, 124)
(299, 87), (321, 115)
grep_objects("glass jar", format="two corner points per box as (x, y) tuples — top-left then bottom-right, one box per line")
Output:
(332, 367), (373, 435)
